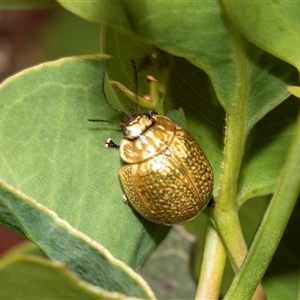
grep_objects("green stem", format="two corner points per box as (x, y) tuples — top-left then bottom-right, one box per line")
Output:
(214, 112), (248, 271)
(214, 110), (265, 300)
(195, 222), (226, 299)
(225, 104), (300, 299)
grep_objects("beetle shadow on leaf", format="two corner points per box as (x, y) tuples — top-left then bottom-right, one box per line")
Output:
(124, 197), (171, 246)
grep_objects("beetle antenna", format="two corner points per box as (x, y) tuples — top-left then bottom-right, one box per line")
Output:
(103, 77), (127, 115)
(131, 59), (140, 114)
(88, 118), (120, 125)
(88, 72), (128, 123)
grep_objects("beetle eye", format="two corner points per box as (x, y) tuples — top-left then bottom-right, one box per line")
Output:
(123, 128), (129, 135)
(149, 110), (158, 116)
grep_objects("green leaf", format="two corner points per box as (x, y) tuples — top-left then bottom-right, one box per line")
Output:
(223, 1), (300, 70)
(238, 96), (299, 205)
(58, 1), (238, 106)
(0, 243), (143, 299)
(0, 180), (155, 299)
(58, 1), (295, 115)
(0, 55), (173, 297)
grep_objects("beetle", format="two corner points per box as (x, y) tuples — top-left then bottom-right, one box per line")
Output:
(90, 55), (213, 224)
(90, 108), (214, 225)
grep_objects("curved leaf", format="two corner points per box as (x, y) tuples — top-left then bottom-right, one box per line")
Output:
(0, 181), (155, 299)
(0, 55), (168, 273)
(238, 97), (299, 205)
(0, 243), (143, 299)
(58, 1), (240, 107)
(224, 1), (300, 70)
(58, 2), (295, 117)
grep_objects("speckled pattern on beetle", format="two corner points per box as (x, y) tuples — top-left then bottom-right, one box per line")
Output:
(113, 110), (213, 225)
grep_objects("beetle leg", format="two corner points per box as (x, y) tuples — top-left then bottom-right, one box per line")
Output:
(207, 197), (216, 208)
(122, 195), (129, 204)
(105, 138), (120, 149)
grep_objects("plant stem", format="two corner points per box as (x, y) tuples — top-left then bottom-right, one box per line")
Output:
(195, 222), (226, 300)
(214, 111), (266, 300)
(214, 112), (248, 271)
(224, 104), (300, 299)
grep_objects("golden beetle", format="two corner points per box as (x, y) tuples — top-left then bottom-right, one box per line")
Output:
(103, 109), (213, 225)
